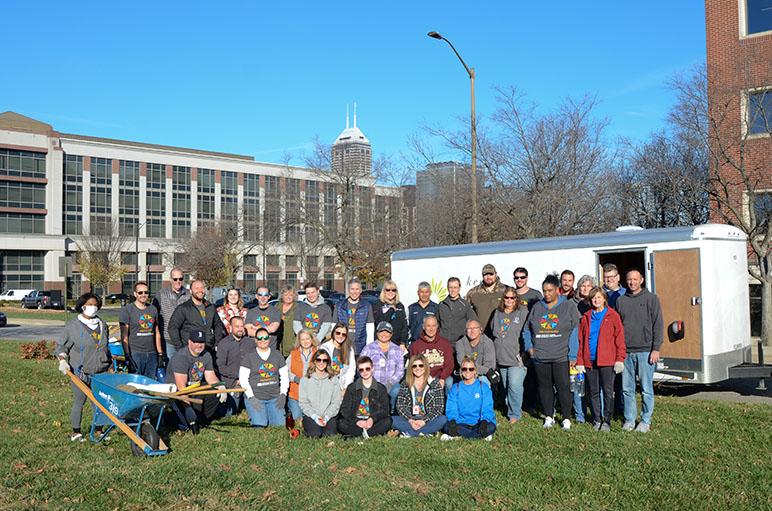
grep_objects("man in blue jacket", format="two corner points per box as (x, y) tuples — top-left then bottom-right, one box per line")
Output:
(335, 278), (374, 355)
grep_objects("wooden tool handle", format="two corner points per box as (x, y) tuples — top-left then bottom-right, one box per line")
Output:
(188, 388), (246, 396)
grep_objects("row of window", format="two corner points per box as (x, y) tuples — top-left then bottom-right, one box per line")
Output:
(119, 252), (337, 269)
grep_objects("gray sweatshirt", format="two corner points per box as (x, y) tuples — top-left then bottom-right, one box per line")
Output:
(455, 333), (497, 376)
(615, 288), (664, 352)
(298, 372), (342, 418)
(55, 317), (111, 375)
(293, 296), (333, 341)
(491, 307), (528, 367)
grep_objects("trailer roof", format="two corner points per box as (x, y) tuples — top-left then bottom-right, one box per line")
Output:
(392, 224), (746, 261)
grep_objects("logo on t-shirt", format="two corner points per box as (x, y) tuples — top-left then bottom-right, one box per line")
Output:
(258, 363), (276, 379)
(254, 316), (271, 328)
(358, 397), (370, 418)
(422, 348), (445, 368)
(190, 361), (205, 382)
(347, 308), (356, 328)
(500, 317), (511, 332)
(330, 354), (341, 374)
(304, 312), (320, 329)
(139, 314), (153, 331)
(540, 313), (559, 329)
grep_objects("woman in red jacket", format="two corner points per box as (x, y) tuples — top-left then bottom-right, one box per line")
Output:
(576, 287), (626, 432)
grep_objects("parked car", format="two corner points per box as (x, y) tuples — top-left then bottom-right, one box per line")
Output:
(21, 290), (64, 310)
(0, 310), (6, 327)
(105, 293), (131, 305)
(0, 289), (35, 301)
(362, 289), (381, 297)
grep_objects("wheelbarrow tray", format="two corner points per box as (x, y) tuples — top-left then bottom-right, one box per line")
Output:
(90, 373), (169, 427)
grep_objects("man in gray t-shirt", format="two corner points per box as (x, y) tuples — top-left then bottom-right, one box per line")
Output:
(119, 281), (162, 379)
(245, 286), (281, 349)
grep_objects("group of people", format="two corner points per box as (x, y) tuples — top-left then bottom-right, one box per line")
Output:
(54, 262), (662, 442)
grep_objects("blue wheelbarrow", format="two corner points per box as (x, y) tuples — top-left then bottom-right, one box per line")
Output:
(68, 371), (172, 456)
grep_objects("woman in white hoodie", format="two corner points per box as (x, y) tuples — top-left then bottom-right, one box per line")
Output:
(320, 322), (356, 397)
(298, 349), (341, 437)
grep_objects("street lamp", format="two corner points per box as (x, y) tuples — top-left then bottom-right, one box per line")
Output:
(135, 221), (146, 284)
(427, 31), (478, 243)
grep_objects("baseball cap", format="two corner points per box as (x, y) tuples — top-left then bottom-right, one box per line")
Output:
(376, 321), (393, 333)
(482, 263), (496, 275)
(189, 330), (206, 343)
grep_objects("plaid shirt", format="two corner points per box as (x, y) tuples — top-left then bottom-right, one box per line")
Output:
(360, 341), (405, 386)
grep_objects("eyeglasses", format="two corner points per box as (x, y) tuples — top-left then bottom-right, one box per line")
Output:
(466, 326), (480, 331)
(334, 331), (347, 337)
(171, 278), (183, 282)
(257, 292), (270, 297)
(604, 274), (618, 279)
(136, 291), (149, 295)
(503, 296), (516, 300)
(412, 363), (424, 368)
(385, 288), (396, 292)
(256, 336), (270, 341)
(514, 276), (527, 280)
(461, 367), (476, 372)
(315, 358), (329, 363)
(358, 367), (372, 373)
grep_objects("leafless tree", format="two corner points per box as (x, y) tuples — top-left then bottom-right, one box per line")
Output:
(76, 219), (130, 301)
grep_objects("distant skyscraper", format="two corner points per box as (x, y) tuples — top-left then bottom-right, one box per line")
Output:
(331, 103), (372, 176)
(415, 161), (471, 201)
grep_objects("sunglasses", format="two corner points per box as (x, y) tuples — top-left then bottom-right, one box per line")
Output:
(315, 358), (329, 363)
(461, 367), (476, 372)
(257, 292), (270, 297)
(358, 367), (372, 373)
(136, 291), (149, 295)
(334, 331), (347, 337)
(385, 288), (396, 292)
(171, 278), (183, 282)
(514, 276), (527, 280)
(503, 295), (516, 300)
(412, 363), (424, 368)
(256, 336), (270, 341)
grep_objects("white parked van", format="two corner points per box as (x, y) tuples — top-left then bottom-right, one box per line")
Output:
(391, 224), (757, 384)
(0, 289), (35, 301)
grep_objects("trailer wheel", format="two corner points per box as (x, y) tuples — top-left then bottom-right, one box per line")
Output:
(130, 422), (160, 456)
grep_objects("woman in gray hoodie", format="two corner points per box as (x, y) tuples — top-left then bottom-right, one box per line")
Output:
(55, 293), (112, 442)
(490, 286), (529, 422)
(298, 349), (342, 438)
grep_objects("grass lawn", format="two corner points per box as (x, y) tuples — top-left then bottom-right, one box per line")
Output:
(1, 308), (120, 324)
(1, 339), (770, 511)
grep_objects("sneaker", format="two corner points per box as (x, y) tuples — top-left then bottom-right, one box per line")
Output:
(600, 422), (611, 433)
(70, 433), (85, 442)
(542, 416), (555, 429)
(400, 432), (411, 439)
(440, 433), (454, 441)
(362, 429), (370, 439)
(634, 422), (650, 433)
(509, 418), (518, 423)
(484, 435), (493, 442)
(190, 422), (200, 435)
(622, 422), (635, 432)
(592, 422), (602, 431)
(561, 419), (571, 430)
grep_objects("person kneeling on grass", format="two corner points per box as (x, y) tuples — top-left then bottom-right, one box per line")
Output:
(391, 354), (447, 437)
(298, 350), (341, 438)
(338, 356), (392, 439)
(56, 292), (112, 442)
(240, 327), (289, 428)
(166, 329), (227, 435)
(442, 356), (497, 441)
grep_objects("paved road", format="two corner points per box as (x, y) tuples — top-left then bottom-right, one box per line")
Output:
(1, 322), (64, 341)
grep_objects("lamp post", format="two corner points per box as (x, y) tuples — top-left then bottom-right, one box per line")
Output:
(135, 221), (146, 284)
(427, 31), (478, 243)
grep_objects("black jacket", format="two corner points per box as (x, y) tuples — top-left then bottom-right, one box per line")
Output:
(167, 298), (223, 350)
(372, 300), (409, 346)
(339, 378), (390, 424)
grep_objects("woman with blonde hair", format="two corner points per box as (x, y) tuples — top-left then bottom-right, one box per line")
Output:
(391, 354), (447, 437)
(320, 322), (356, 396)
(217, 288), (246, 335)
(442, 356), (497, 441)
(298, 349), (341, 438)
(286, 329), (319, 424)
(276, 284), (299, 358)
(372, 280), (408, 348)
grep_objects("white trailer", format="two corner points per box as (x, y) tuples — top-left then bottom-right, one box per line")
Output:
(391, 224), (758, 384)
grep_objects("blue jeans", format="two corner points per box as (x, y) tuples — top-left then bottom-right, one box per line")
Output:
(391, 415), (447, 437)
(244, 396), (285, 427)
(165, 342), (178, 361)
(448, 422), (497, 439)
(288, 398), (303, 420)
(623, 351), (655, 424)
(388, 384), (400, 413)
(499, 365), (527, 420)
(444, 375), (454, 396)
(223, 393), (243, 418)
(130, 352), (159, 380)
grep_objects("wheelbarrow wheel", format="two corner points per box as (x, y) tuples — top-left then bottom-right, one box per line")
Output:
(130, 422), (160, 456)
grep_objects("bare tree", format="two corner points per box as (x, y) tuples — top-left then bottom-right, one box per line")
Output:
(670, 61), (772, 344)
(76, 219), (130, 301)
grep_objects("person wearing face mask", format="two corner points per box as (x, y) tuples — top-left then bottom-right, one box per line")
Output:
(55, 293), (112, 442)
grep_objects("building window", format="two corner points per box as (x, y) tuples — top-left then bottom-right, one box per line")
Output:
(66, 273), (82, 299)
(307, 256), (318, 268)
(172, 166), (191, 238)
(197, 168), (215, 230)
(748, 89), (772, 135)
(122, 252), (138, 266)
(0, 213), (45, 233)
(221, 170), (238, 223)
(119, 160), (140, 236)
(745, 0), (772, 35)
(323, 272), (335, 291)
(89, 157), (112, 231)
(63, 155), (83, 235)
(266, 272), (280, 293)
(147, 252), (163, 266)
(285, 272), (298, 289)
(266, 255), (280, 267)
(122, 273), (137, 295)
(0, 250), (45, 290)
(324, 256), (335, 268)
(754, 190), (772, 230)
(0, 149), (46, 179)
(146, 163), (166, 238)
(243, 255), (257, 267)
(243, 272), (258, 293)
(147, 272), (163, 297)
(0, 181), (46, 209)
(243, 174), (260, 242)
(286, 255), (298, 267)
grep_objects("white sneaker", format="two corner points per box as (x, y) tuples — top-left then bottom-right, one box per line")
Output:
(543, 416), (555, 429)
(362, 429), (369, 439)
(484, 435), (493, 442)
(561, 419), (571, 430)
(70, 433), (85, 442)
(440, 433), (453, 441)
(622, 422), (635, 432)
(400, 431), (411, 438)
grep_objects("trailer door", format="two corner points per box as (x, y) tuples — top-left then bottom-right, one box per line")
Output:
(652, 248), (703, 363)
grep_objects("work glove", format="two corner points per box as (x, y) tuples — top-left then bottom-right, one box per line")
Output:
(479, 420), (490, 438)
(275, 394), (286, 410)
(126, 356), (138, 374)
(218, 391), (227, 404)
(575, 365), (585, 374)
(58, 358), (69, 375)
(613, 361), (624, 374)
(447, 420), (459, 437)
(249, 396), (262, 411)
(157, 355), (167, 369)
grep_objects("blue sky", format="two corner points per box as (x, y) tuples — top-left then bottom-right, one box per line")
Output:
(1, 1), (706, 175)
